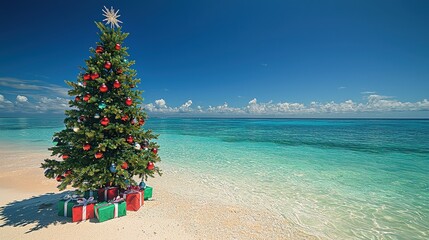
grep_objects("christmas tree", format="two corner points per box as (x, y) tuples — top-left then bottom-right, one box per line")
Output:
(41, 7), (161, 192)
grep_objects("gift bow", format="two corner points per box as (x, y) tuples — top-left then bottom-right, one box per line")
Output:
(62, 194), (79, 217)
(77, 197), (95, 206)
(110, 196), (124, 203)
(63, 194), (79, 200)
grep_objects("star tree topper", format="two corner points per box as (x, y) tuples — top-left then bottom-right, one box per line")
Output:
(102, 6), (123, 28)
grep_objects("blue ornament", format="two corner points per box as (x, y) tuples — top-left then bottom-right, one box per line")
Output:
(98, 102), (107, 109)
(52, 137), (59, 143)
(139, 181), (146, 189)
(124, 179), (130, 186)
(109, 163), (117, 173)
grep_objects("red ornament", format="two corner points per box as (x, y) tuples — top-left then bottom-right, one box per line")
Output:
(115, 43), (121, 50)
(99, 83), (108, 93)
(83, 73), (91, 81)
(75, 96), (81, 102)
(56, 175), (65, 182)
(91, 72), (99, 80)
(113, 80), (121, 89)
(104, 61), (112, 70)
(121, 115), (129, 121)
(64, 170), (72, 177)
(121, 162), (129, 169)
(126, 135), (134, 144)
(83, 93), (91, 102)
(138, 119), (145, 126)
(125, 97), (132, 106)
(116, 68), (123, 74)
(83, 143), (91, 151)
(95, 151), (103, 159)
(79, 115), (86, 122)
(62, 154), (69, 160)
(152, 148), (158, 154)
(100, 117), (110, 126)
(96, 46), (104, 54)
(147, 162), (155, 170)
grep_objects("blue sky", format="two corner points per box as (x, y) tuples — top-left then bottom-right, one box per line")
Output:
(0, 0), (428, 117)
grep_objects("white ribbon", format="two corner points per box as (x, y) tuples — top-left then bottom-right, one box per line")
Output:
(82, 205), (87, 220)
(64, 199), (71, 217)
(114, 203), (118, 218)
(63, 194), (79, 217)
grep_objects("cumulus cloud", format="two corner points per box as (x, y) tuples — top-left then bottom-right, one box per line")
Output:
(16, 95), (28, 103)
(155, 99), (167, 108)
(143, 95), (429, 116)
(34, 97), (69, 112)
(179, 100), (193, 112)
(0, 94), (13, 109)
(143, 99), (195, 114)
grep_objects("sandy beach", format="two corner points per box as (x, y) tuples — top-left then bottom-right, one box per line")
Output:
(0, 145), (316, 240)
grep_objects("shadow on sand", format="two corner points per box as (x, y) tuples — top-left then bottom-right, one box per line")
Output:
(0, 191), (78, 233)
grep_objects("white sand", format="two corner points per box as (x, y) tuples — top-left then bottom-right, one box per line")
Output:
(0, 145), (317, 240)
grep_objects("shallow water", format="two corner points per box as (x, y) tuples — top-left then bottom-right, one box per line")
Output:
(0, 117), (428, 239)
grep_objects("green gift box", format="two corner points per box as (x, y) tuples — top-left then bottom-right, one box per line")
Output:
(94, 201), (126, 222)
(58, 196), (79, 217)
(83, 190), (98, 201)
(144, 186), (153, 200)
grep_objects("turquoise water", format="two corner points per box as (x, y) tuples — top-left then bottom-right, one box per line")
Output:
(0, 117), (428, 239)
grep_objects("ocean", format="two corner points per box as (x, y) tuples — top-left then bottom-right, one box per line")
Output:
(0, 117), (428, 239)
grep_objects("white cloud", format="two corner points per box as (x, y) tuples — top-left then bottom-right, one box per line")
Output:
(0, 94), (13, 109)
(155, 98), (167, 108)
(16, 95), (28, 103)
(144, 95), (429, 116)
(179, 100), (193, 112)
(34, 97), (69, 112)
(207, 102), (243, 114)
(0, 77), (69, 97)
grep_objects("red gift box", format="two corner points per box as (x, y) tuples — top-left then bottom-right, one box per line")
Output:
(72, 198), (96, 222)
(121, 187), (144, 211)
(98, 187), (119, 202)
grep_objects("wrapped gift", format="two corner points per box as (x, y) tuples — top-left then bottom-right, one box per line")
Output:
(144, 186), (153, 200)
(94, 197), (127, 222)
(97, 187), (119, 202)
(121, 187), (144, 211)
(72, 197), (97, 222)
(58, 194), (79, 217)
(83, 190), (98, 201)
